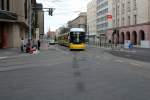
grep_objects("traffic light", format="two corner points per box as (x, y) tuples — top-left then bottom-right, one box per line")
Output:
(49, 8), (53, 16)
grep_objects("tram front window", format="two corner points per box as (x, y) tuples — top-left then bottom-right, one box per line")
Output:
(79, 32), (85, 43)
(70, 32), (85, 44)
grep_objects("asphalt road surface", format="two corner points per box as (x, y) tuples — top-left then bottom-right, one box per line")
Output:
(108, 48), (150, 63)
(0, 45), (150, 100)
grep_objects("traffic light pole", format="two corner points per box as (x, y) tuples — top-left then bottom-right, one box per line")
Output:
(27, 0), (32, 53)
(32, 7), (55, 16)
(28, 6), (54, 53)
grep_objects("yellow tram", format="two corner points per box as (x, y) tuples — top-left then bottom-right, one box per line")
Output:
(58, 28), (86, 50)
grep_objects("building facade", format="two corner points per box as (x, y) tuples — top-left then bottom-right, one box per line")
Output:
(87, 0), (97, 37)
(37, 5), (44, 36)
(0, 0), (33, 48)
(106, 0), (150, 47)
(47, 29), (56, 40)
(33, 3), (44, 40)
(97, 0), (112, 35)
(97, 0), (113, 44)
(68, 12), (87, 33)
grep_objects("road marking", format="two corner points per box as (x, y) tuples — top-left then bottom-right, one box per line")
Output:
(0, 56), (8, 60)
(96, 56), (101, 58)
(115, 60), (124, 63)
(130, 62), (142, 68)
(124, 50), (136, 53)
(51, 46), (70, 55)
(125, 55), (131, 57)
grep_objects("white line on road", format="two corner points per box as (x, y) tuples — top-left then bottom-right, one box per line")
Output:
(125, 55), (131, 57)
(50, 46), (70, 55)
(130, 62), (143, 68)
(0, 56), (8, 60)
(115, 60), (124, 63)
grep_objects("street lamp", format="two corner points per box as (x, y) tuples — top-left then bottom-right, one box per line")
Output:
(87, 25), (89, 43)
(113, 0), (119, 45)
(27, 2), (55, 52)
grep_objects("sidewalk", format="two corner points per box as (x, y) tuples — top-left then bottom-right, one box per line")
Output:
(0, 41), (51, 60)
(88, 44), (150, 62)
(0, 48), (23, 59)
(107, 47), (150, 63)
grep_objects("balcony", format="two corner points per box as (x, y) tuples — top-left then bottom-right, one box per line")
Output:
(0, 10), (17, 22)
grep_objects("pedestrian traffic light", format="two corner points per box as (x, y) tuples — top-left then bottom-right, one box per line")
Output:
(49, 8), (53, 16)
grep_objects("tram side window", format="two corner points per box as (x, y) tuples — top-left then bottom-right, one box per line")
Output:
(79, 32), (85, 43)
(70, 32), (75, 43)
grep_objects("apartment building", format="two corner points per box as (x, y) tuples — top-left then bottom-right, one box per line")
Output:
(97, 0), (112, 34)
(0, 0), (33, 48)
(106, 0), (150, 47)
(97, 0), (113, 44)
(87, 0), (97, 38)
(68, 12), (87, 33)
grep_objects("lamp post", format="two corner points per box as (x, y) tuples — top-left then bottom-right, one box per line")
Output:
(27, 2), (55, 52)
(86, 25), (89, 44)
(27, 0), (32, 52)
(113, 0), (118, 47)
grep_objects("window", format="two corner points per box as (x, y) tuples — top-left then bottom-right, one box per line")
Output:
(128, 16), (130, 25)
(97, 1), (108, 10)
(122, 17), (124, 26)
(117, 19), (120, 27)
(113, 20), (116, 26)
(117, 5), (120, 15)
(127, 1), (131, 12)
(7, 0), (9, 11)
(122, 3), (125, 14)
(0, 1), (1, 9)
(133, 0), (136, 10)
(1, 0), (4, 10)
(134, 15), (137, 24)
(24, 0), (28, 19)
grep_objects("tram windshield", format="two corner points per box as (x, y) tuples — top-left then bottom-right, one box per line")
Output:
(70, 32), (85, 43)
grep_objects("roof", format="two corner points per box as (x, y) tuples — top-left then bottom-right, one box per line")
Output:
(70, 28), (85, 32)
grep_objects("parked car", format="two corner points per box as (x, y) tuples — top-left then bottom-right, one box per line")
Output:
(48, 39), (55, 45)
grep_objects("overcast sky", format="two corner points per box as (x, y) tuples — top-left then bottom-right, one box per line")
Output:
(36, 0), (91, 33)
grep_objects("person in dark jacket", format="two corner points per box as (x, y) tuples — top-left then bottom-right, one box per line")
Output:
(37, 40), (41, 50)
(21, 38), (25, 52)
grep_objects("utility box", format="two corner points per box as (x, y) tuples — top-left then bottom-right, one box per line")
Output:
(141, 41), (150, 48)
(124, 40), (131, 49)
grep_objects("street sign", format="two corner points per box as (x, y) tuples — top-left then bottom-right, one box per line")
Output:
(107, 15), (112, 20)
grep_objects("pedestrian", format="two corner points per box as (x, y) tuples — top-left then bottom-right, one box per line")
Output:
(21, 38), (25, 52)
(26, 39), (31, 53)
(37, 40), (41, 50)
(129, 43), (133, 50)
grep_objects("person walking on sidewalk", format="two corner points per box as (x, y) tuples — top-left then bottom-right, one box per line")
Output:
(37, 40), (41, 50)
(21, 38), (25, 52)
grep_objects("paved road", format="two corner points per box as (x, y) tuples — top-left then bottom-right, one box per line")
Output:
(107, 48), (150, 63)
(0, 45), (150, 100)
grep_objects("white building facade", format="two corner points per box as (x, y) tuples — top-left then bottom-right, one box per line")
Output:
(106, 0), (150, 47)
(97, 0), (113, 35)
(0, 0), (32, 48)
(87, 0), (97, 36)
